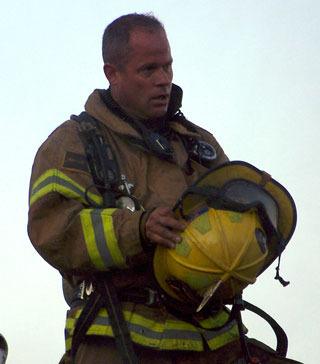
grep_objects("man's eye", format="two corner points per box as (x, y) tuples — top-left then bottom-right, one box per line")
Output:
(163, 64), (172, 72)
(141, 66), (155, 75)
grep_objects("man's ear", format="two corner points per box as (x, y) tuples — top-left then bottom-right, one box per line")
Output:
(103, 63), (118, 85)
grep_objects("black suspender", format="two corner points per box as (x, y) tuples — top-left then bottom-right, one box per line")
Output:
(69, 112), (139, 364)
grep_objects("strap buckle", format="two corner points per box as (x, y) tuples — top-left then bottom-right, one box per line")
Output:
(79, 280), (95, 300)
(145, 288), (159, 306)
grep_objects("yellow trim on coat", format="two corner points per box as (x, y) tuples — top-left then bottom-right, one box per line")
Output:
(30, 168), (101, 206)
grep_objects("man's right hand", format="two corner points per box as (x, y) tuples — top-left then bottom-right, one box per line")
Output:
(144, 206), (187, 249)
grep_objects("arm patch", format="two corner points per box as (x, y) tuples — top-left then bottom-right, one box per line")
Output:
(63, 151), (89, 174)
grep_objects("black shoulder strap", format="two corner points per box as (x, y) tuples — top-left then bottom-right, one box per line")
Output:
(71, 112), (120, 207)
(70, 112), (139, 363)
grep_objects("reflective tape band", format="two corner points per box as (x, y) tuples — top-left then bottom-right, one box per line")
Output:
(206, 323), (239, 350)
(80, 209), (125, 270)
(65, 307), (238, 352)
(30, 169), (101, 206)
(97, 209), (125, 267)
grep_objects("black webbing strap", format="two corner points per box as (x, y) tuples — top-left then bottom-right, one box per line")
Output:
(99, 276), (138, 364)
(70, 278), (139, 364)
(243, 300), (288, 357)
(233, 296), (255, 364)
(69, 112), (139, 363)
(70, 290), (104, 360)
(71, 112), (120, 206)
(158, 293), (288, 362)
(231, 295), (288, 363)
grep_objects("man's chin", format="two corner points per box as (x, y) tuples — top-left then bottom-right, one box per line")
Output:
(149, 107), (168, 119)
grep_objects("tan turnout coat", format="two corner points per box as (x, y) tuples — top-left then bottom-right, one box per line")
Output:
(28, 89), (240, 353)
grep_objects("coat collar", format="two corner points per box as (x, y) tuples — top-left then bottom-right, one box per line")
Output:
(84, 88), (201, 140)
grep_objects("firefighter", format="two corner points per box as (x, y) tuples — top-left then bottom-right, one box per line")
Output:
(28, 13), (302, 363)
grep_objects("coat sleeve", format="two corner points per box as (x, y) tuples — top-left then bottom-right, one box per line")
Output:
(27, 121), (145, 275)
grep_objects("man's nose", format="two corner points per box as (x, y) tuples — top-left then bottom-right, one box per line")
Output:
(154, 67), (172, 86)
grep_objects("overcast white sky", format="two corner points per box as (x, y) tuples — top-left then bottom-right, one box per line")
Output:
(1, 1), (319, 363)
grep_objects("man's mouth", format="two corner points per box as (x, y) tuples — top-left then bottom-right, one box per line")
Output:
(151, 94), (169, 102)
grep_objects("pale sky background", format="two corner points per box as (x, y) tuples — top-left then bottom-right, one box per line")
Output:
(1, 1), (319, 363)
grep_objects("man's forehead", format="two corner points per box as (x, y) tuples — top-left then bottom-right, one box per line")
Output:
(128, 27), (170, 49)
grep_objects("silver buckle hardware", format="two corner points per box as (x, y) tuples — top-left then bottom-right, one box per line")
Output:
(79, 280), (94, 300)
(145, 288), (159, 306)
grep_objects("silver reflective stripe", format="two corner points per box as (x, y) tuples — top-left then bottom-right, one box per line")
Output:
(30, 169), (101, 206)
(90, 210), (115, 268)
(32, 175), (85, 201)
(66, 315), (201, 343)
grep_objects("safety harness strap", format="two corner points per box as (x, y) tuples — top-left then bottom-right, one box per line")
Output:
(69, 112), (139, 364)
(153, 291), (288, 361)
(70, 288), (104, 360)
(71, 112), (120, 206)
(243, 300), (288, 357)
(99, 276), (138, 364)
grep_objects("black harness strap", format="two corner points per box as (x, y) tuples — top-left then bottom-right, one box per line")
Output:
(243, 300), (288, 357)
(70, 288), (104, 359)
(153, 290), (288, 361)
(71, 112), (121, 206)
(99, 276), (138, 363)
(69, 112), (138, 364)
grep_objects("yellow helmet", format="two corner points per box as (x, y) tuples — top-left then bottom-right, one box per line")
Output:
(153, 161), (297, 311)
(154, 208), (268, 308)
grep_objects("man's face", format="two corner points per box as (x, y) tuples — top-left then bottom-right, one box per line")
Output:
(109, 29), (173, 120)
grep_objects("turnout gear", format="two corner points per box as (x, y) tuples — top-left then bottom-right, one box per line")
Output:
(28, 88), (236, 359)
(29, 86), (300, 363)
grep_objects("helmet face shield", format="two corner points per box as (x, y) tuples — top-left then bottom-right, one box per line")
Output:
(219, 180), (279, 237)
(178, 180), (280, 239)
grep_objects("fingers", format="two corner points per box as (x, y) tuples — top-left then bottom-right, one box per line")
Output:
(145, 207), (187, 249)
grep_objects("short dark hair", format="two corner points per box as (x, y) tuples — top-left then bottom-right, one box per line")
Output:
(102, 13), (164, 68)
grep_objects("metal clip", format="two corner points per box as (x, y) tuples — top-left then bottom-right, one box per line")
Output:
(79, 281), (85, 300)
(79, 280), (94, 300)
(85, 281), (94, 296)
(119, 174), (134, 195)
(146, 288), (158, 306)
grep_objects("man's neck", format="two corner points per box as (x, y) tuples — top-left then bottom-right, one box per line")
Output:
(104, 88), (169, 133)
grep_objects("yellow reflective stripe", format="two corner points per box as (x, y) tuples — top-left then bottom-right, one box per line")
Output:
(207, 323), (239, 350)
(157, 337), (202, 351)
(65, 310), (202, 351)
(30, 169), (101, 206)
(80, 210), (105, 270)
(197, 310), (230, 328)
(80, 209), (125, 269)
(100, 209), (125, 267)
(199, 310), (239, 349)
(65, 307), (236, 352)
(165, 318), (198, 331)
(65, 337), (72, 351)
